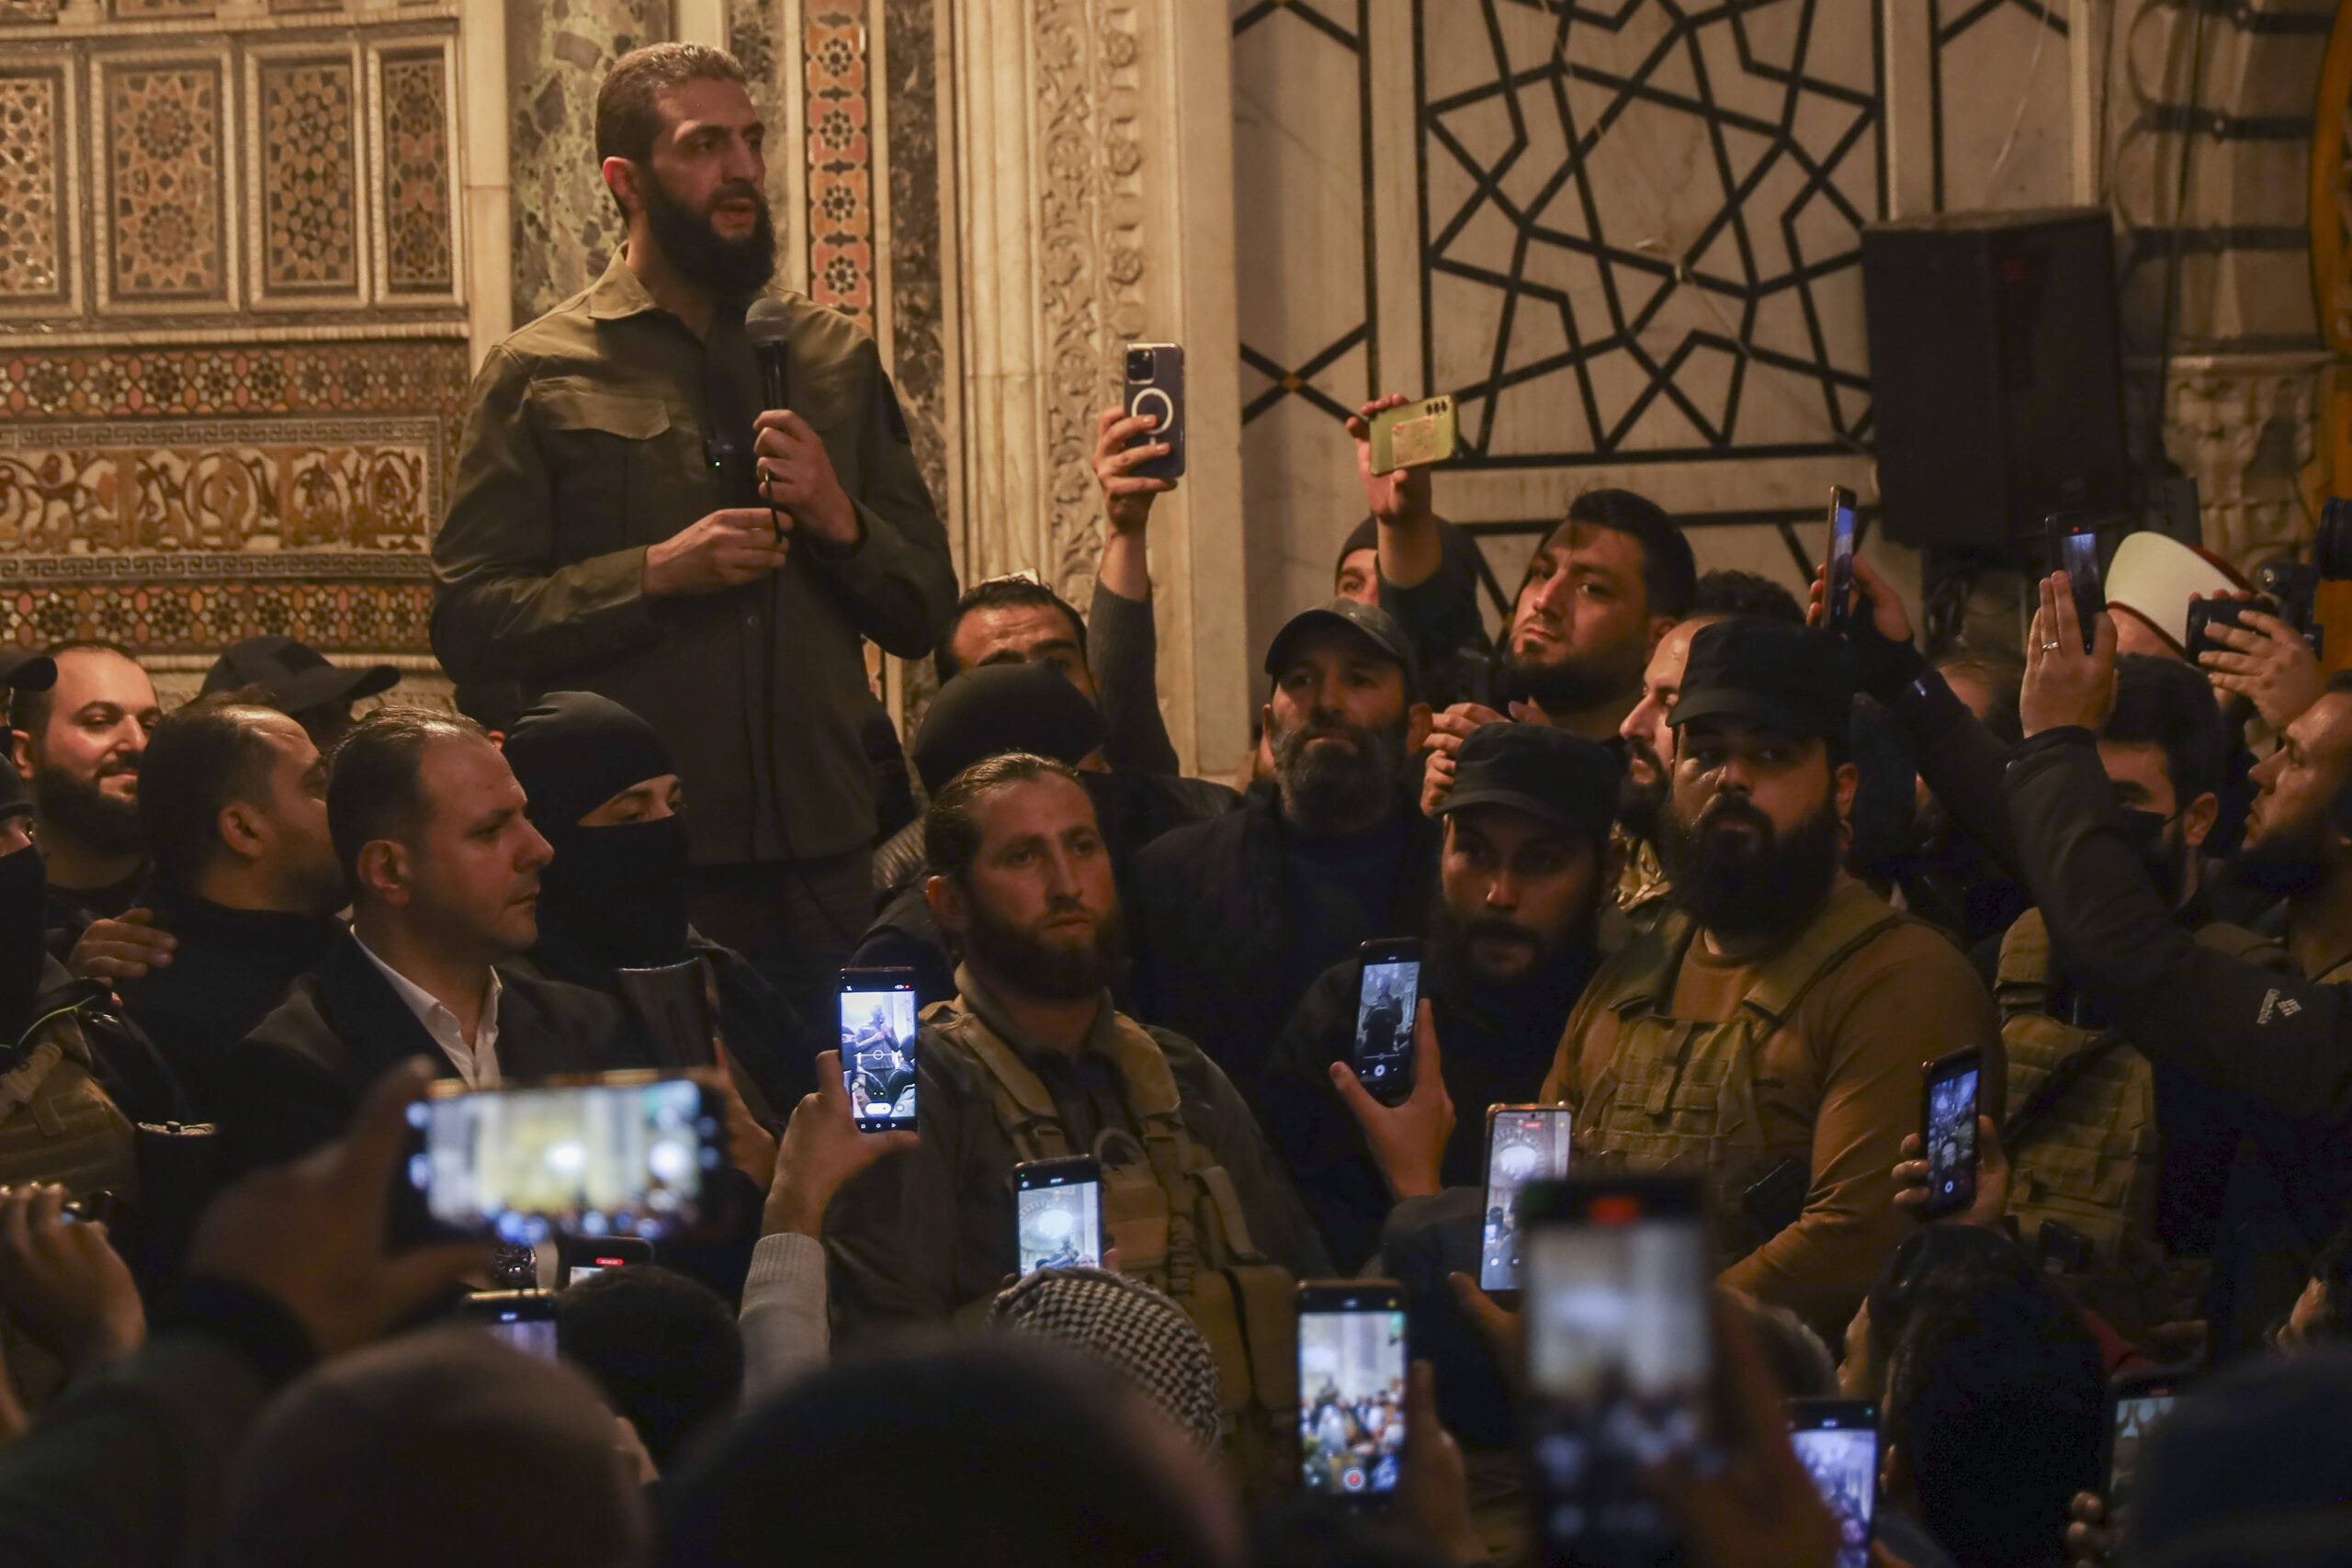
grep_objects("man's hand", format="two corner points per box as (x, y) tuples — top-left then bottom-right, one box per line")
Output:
(186, 1059), (489, 1358)
(1421, 704), (1510, 815)
(2199, 605), (2324, 730)
(1396, 1360), (1487, 1566)
(642, 508), (792, 598)
(762, 1050), (917, 1240)
(68, 909), (175, 986)
(1447, 1271), (1523, 1374)
(1891, 1115), (2010, 1229)
(753, 410), (858, 548)
(1091, 406), (1177, 535)
(1646, 1299), (1843, 1568)
(2020, 571), (2118, 738)
(1806, 555), (1915, 646)
(0, 1184), (145, 1373)
(1329, 1002), (1454, 1200)
(2064, 1491), (2117, 1567)
(697, 1044), (778, 1190)
(1345, 394), (1435, 527)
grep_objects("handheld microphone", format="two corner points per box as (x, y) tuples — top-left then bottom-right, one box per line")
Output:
(744, 298), (793, 536)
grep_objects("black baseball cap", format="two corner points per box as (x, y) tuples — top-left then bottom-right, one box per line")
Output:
(202, 636), (399, 714)
(0, 649), (56, 693)
(1437, 722), (1620, 842)
(1669, 619), (1854, 742)
(1263, 598), (1422, 699)
(911, 662), (1105, 795)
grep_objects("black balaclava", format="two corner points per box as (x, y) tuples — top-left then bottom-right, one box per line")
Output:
(503, 693), (690, 980)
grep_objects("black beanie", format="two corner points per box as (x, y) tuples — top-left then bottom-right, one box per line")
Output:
(910, 664), (1104, 795)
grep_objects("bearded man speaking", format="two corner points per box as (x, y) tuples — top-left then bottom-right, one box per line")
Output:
(1540, 619), (2000, 1337)
(432, 44), (956, 1030)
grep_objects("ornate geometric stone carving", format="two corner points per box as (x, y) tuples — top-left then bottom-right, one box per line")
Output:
(0, 65), (70, 310)
(0, 2), (59, 28)
(109, 0), (214, 16)
(256, 56), (362, 298)
(96, 55), (232, 309)
(377, 46), (456, 297)
(2160, 355), (2329, 578)
(805, 1), (876, 327)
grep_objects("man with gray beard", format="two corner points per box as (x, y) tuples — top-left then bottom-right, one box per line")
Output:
(1130, 600), (1436, 1100)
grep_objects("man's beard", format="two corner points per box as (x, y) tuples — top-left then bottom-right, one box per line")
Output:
(639, 166), (776, 299)
(1272, 713), (1406, 832)
(1501, 637), (1644, 716)
(1618, 737), (1668, 843)
(2236, 807), (2330, 897)
(29, 759), (142, 860)
(965, 897), (1127, 1001)
(1662, 792), (1841, 945)
(1432, 899), (1576, 985)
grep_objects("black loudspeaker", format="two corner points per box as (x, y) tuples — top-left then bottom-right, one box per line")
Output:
(1860, 208), (2131, 549)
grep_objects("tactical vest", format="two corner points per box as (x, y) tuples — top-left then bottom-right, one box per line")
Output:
(1996, 911), (2283, 1337)
(1577, 893), (1903, 1266)
(0, 1001), (138, 1198)
(931, 1000), (1298, 1490)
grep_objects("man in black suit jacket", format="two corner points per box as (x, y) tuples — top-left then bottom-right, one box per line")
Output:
(215, 708), (648, 1173)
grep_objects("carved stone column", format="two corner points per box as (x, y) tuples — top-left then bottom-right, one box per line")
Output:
(943, 0), (1248, 774)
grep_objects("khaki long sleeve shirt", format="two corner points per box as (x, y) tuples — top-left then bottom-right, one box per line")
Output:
(431, 249), (956, 865)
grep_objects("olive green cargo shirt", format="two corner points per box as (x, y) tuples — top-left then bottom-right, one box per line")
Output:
(431, 250), (956, 865)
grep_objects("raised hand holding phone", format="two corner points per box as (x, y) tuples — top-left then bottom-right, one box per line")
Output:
(1329, 1000), (1453, 1200)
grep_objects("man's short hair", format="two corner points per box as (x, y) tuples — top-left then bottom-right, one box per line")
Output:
(594, 43), (749, 206)
(8, 638), (141, 739)
(2105, 653), (2227, 807)
(1692, 569), (1802, 624)
(1934, 649), (2026, 749)
(141, 694), (282, 897)
(922, 750), (1083, 883)
(933, 578), (1089, 685)
(557, 1266), (742, 1472)
(1552, 488), (1696, 622)
(326, 706), (487, 886)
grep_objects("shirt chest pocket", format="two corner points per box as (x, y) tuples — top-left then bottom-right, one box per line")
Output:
(533, 383), (702, 557)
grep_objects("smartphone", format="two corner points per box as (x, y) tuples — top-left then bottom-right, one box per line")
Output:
(1826, 486), (1859, 633)
(461, 1288), (560, 1359)
(2104, 1369), (2189, 1516)
(1297, 1280), (1409, 1505)
(1790, 1400), (1880, 1568)
(559, 1235), (653, 1288)
(1368, 394), (1460, 476)
(1352, 939), (1421, 1108)
(2046, 514), (2105, 652)
(1014, 1156), (1104, 1276)
(1124, 344), (1186, 480)
(839, 967), (920, 1134)
(404, 1073), (724, 1246)
(1917, 1049), (1984, 1220)
(1524, 1175), (1713, 1567)
(1480, 1105), (1574, 1292)
(2183, 597), (2256, 663)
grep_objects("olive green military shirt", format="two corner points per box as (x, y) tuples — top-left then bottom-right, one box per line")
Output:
(431, 249), (956, 865)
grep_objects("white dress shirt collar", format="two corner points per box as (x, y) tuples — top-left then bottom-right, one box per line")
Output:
(352, 931), (503, 1089)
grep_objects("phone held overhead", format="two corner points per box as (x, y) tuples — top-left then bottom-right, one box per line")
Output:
(1367, 395), (1460, 476)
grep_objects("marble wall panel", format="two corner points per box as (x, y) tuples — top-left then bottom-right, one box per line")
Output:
(882, 0), (946, 538)
(0, 1), (59, 26)
(506, 0), (671, 324)
(0, 64), (71, 312)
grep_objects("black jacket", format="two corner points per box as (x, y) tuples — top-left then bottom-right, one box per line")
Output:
(119, 896), (341, 1123)
(1259, 942), (1596, 1269)
(1130, 787), (1440, 1098)
(2005, 728), (2352, 1356)
(212, 932), (650, 1174)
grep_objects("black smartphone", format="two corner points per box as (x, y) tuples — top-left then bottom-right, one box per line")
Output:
(559, 1235), (653, 1288)
(2183, 597), (2257, 664)
(2104, 1369), (2189, 1516)
(1124, 343), (1186, 480)
(1013, 1156), (1104, 1276)
(1523, 1174), (1713, 1568)
(1826, 486), (1859, 633)
(461, 1288), (560, 1359)
(1352, 938), (1421, 1108)
(1297, 1280), (1408, 1506)
(1790, 1400), (1879, 1568)
(1916, 1049), (1984, 1220)
(2046, 514), (2105, 651)
(839, 966), (920, 1134)
(404, 1073), (725, 1246)
(1480, 1104), (1574, 1292)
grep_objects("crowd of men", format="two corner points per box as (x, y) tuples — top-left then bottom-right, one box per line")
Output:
(4, 38), (2352, 1568)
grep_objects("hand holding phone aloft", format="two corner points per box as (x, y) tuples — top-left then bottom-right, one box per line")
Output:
(1329, 1000), (1453, 1200)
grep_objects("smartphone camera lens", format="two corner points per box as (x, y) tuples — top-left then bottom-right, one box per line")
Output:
(1126, 347), (1154, 379)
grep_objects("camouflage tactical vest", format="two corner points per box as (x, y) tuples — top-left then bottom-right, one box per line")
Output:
(1995, 909), (2283, 1337)
(932, 1000), (1297, 1491)
(1577, 892), (1903, 1267)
